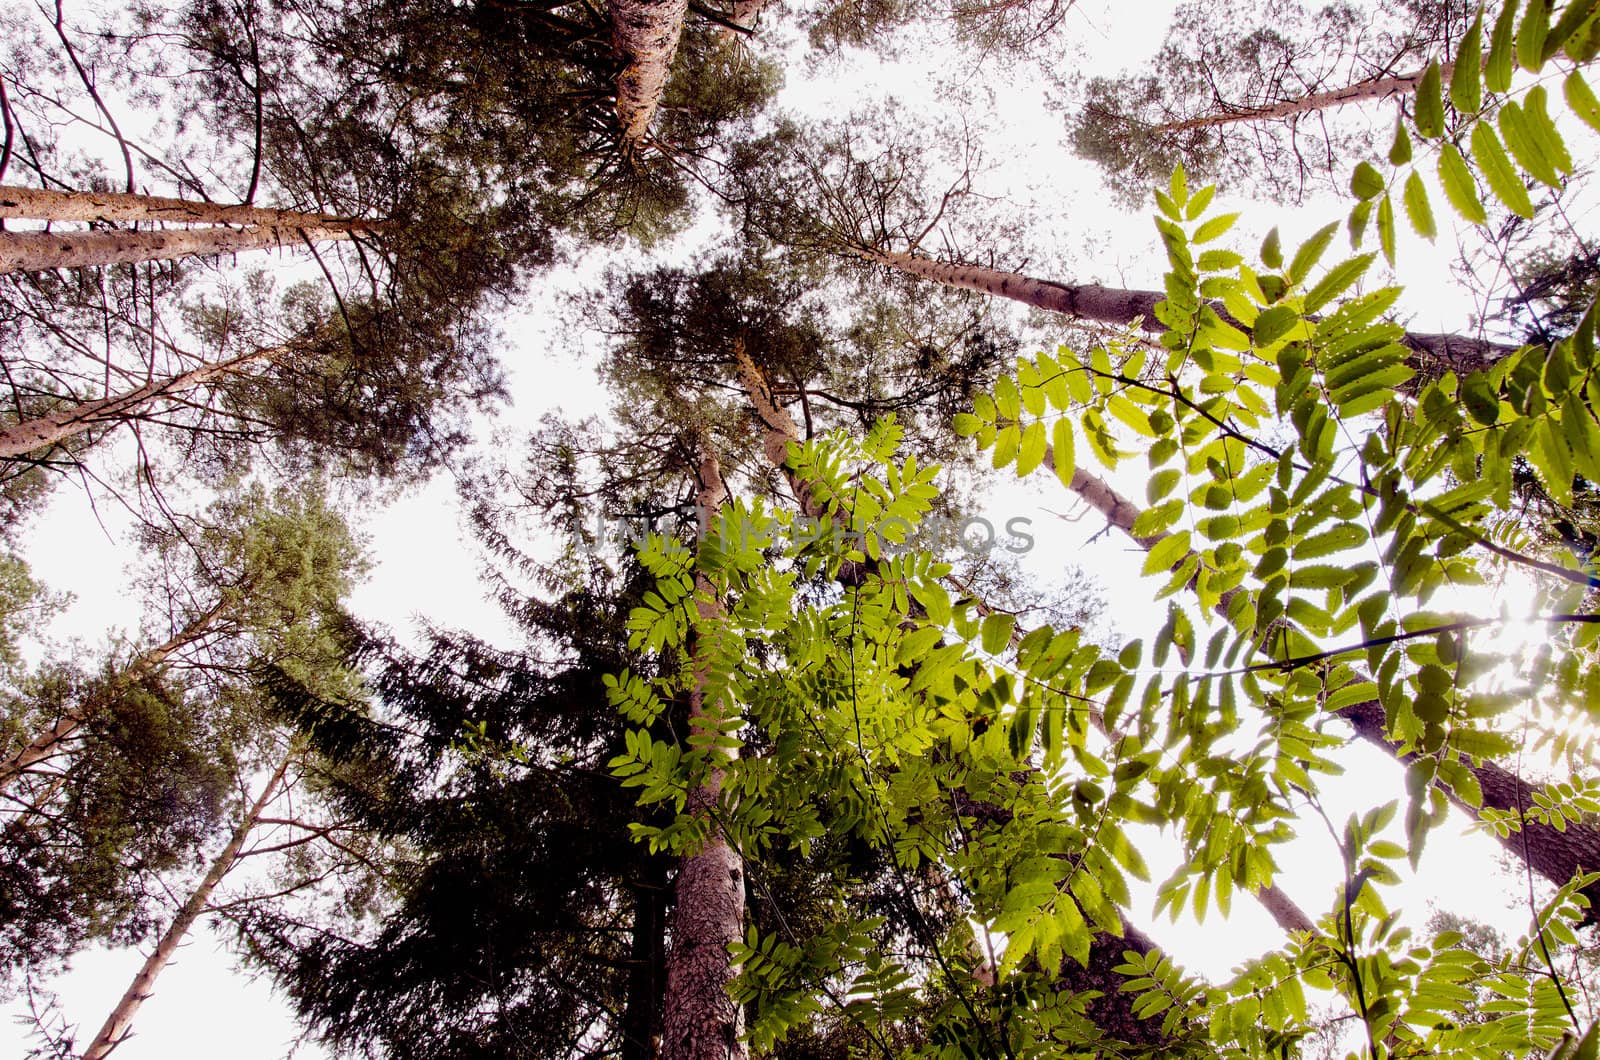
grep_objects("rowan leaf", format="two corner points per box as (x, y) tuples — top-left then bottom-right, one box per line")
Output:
(1488, 0), (1520, 91)
(1437, 144), (1487, 224)
(1471, 123), (1535, 218)
(1413, 60), (1445, 138)
(1451, 12), (1484, 113)
(1402, 171), (1437, 241)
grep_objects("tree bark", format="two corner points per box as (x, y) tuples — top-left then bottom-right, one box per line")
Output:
(80, 747), (294, 1060)
(0, 185), (363, 228)
(661, 439), (746, 1060)
(610, 0), (689, 155)
(0, 346), (282, 460)
(852, 246), (1520, 378)
(1051, 452), (1600, 922)
(0, 601), (225, 795)
(1154, 67), (1438, 135)
(0, 223), (367, 274)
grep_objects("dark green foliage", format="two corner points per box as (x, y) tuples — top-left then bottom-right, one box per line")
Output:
(235, 571), (680, 1060)
(0, 668), (231, 988)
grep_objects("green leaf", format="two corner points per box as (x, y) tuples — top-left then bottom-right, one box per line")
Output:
(1525, 85), (1574, 175)
(1461, 371), (1501, 424)
(1169, 163), (1189, 207)
(1451, 12), (1484, 113)
(1549, 0), (1600, 59)
(1143, 531), (1192, 576)
(1519, 0), (1552, 70)
(1303, 254), (1375, 315)
(953, 412), (982, 437)
(1402, 171), (1437, 241)
(1186, 183), (1217, 220)
(1288, 222), (1339, 284)
(1051, 417), (1076, 489)
(1488, 0), (1520, 92)
(1261, 226), (1283, 269)
(1377, 192), (1397, 265)
(1471, 122), (1535, 218)
(1567, 70), (1600, 134)
(1017, 420), (1048, 477)
(1388, 118), (1413, 165)
(1498, 99), (1563, 187)
(1351, 162), (1386, 201)
(1414, 60), (1446, 138)
(1568, 5), (1600, 60)
(1437, 144), (1487, 224)
(981, 612), (1016, 654)
(1253, 305), (1301, 347)
(994, 373), (1021, 420)
(1193, 212), (1239, 244)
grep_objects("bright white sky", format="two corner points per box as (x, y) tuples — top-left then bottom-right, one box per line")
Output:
(3, 0), (1587, 1055)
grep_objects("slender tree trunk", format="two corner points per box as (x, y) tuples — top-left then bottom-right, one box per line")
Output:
(1052, 452), (1600, 921)
(733, 347), (1317, 940)
(717, 0), (768, 36)
(0, 222), (367, 274)
(661, 439), (746, 1060)
(0, 601), (225, 794)
(610, 0), (689, 154)
(1154, 66), (1438, 135)
(0, 185), (365, 228)
(0, 346), (281, 460)
(851, 245), (1520, 377)
(622, 855), (670, 1060)
(80, 748), (294, 1060)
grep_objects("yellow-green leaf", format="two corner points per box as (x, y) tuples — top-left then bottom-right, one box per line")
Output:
(1143, 531), (1192, 576)
(1351, 161), (1386, 201)
(1289, 221), (1340, 283)
(1524, 85), (1574, 175)
(1304, 254), (1376, 315)
(1567, 70), (1600, 133)
(1377, 192), (1397, 264)
(1052, 417), (1075, 489)
(1452, 13), (1484, 112)
(1414, 60), (1446, 137)
(1519, 0), (1553, 70)
(1017, 420), (1048, 477)
(1472, 122), (1535, 218)
(1488, 0), (1520, 92)
(1193, 212), (1240, 244)
(1437, 144), (1487, 224)
(1402, 171), (1437, 241)
(1261, 226), (1283, 269)
(1548, 0), (1600, 59)
(1498, 99), (1562, 187)
(1389, 118), (1413, 165)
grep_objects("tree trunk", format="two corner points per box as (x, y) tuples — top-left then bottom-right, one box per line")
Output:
(1053, 453), (1600, 922)
(0, 601), (225, 795)
(80, 748), (294, 1060)
(1154, 66), (1438, 135)
(622, 855), (670, 1060)
(0, 223), (367, 274)
(610, 0), (690, 155)
(852, 246), (1520, 378)
(0, 185), (364, 228)
(0, 346), (281, 460)
(717, 0), (768, 36)
(661, 439), (746, 1060)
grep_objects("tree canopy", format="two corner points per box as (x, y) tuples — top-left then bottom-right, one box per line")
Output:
(5, 0), (1600, 1058)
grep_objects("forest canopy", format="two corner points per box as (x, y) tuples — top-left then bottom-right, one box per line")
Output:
(3, 0), (1600, 1058)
